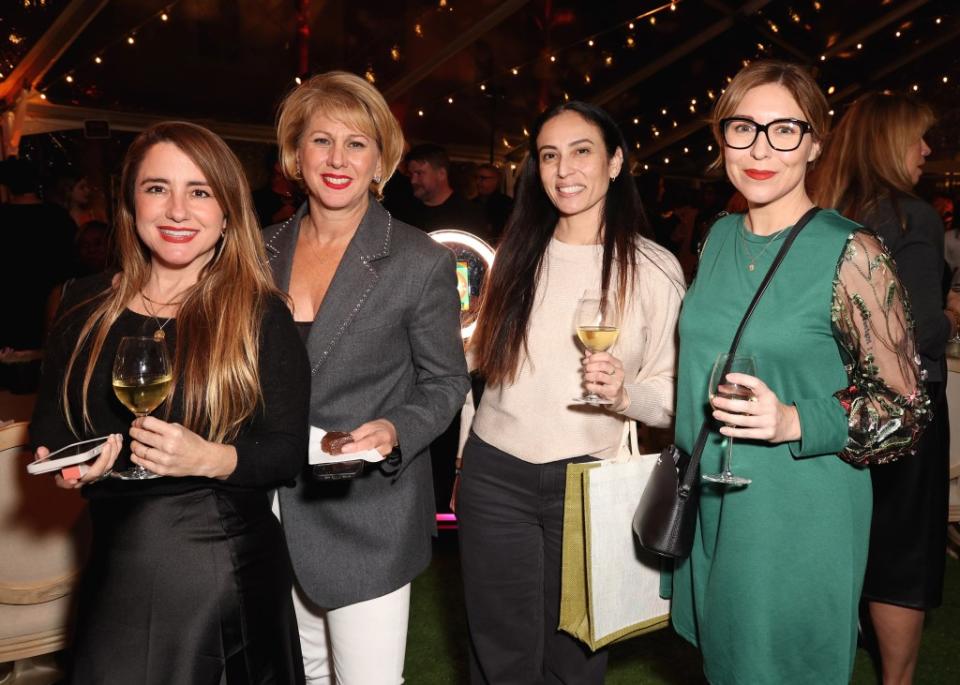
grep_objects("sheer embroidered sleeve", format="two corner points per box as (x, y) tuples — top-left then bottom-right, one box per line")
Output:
(831, 230), (930, 465)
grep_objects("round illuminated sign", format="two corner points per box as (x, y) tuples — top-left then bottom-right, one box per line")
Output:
(429, 230), (495, 340)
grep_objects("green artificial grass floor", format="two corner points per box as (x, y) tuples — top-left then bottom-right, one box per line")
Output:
(405, 533), (960, 684)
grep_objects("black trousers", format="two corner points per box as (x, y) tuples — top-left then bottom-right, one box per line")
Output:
(457, 434), (608, 685)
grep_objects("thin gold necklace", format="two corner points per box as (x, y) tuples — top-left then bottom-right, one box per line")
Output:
(140, 292), (174, 342)
(740, 223), (788, 272)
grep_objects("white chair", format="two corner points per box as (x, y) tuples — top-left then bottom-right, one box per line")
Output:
(0, 421), (90, 682)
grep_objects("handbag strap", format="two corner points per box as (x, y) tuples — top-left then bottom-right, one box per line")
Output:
(680, 207), (821, 494)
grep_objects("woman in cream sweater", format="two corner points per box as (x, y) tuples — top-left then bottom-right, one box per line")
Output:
(457, 101), (684, 684)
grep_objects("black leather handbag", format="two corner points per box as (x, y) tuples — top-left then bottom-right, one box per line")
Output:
(632, 208), (820, 559)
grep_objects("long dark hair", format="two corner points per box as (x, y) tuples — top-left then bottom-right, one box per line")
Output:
(472, 101), (651, 386)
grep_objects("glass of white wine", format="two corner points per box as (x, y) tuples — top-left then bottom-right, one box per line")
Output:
(111, 336), (172, 480)
(573, 289), (620, 406)
(703, 352), (756, 486)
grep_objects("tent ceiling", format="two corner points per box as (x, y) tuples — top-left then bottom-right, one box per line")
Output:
(3, 0), (959, 176)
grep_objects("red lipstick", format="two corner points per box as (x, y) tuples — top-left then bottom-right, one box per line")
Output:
(157, 226), (198, 243)
(322, 174), (352, 190)
(745, 169), (776, 180)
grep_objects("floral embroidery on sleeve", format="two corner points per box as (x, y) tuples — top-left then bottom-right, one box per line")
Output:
(831, 230), (930, 465)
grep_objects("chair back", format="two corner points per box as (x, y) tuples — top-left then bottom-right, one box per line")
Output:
(0, 421), (90, 605)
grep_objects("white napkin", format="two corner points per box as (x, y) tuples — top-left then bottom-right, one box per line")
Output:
(308, 426), (385, 465)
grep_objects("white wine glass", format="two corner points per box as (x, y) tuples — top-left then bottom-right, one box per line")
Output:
(111, 336), (172, 480)
(703, 353), (756, 486)
(573, 289), (620, 406)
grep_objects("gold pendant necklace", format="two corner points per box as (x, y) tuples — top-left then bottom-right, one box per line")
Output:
(740, 224), (787, 271)
(141, 292), (173, 341)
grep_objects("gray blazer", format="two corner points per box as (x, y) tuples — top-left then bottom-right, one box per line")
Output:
(265, 198), (469, 608)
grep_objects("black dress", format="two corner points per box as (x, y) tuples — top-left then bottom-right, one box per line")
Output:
(30, 274), (310, 684)
(862, 195), (950, 609)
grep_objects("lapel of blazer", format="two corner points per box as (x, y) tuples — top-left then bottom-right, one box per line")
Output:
(263, 202), (306, 292)
(275, 198), (394, 376)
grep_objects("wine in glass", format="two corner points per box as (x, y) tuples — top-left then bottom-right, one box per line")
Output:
(703, 353), (756, 486)
(111, 336), (172, 480)
(573, 289), (620, 406)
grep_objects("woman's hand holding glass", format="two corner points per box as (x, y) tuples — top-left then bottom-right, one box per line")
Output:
(710, 372), (801, 444)
(128, 415), (237, 479)
(581, 351), (629, 411)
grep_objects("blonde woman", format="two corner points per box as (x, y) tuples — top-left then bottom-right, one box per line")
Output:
(812, 92), (949, 685)
(31, 122), (310, 684)
(265, 72), (469, 684)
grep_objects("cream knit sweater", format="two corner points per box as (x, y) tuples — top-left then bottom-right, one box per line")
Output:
(472, 237), (684, 463)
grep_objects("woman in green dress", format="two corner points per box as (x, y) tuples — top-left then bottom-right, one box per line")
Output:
(667, 60), (929, 684)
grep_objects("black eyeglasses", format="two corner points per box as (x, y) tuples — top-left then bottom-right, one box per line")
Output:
(720, 117), (813, 152)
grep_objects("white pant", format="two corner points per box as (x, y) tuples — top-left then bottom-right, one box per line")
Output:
(273, 494), (410, 684)
(292, 580), (410, 685)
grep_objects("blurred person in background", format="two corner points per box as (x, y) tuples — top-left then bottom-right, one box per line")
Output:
(812, 91), (950, 685)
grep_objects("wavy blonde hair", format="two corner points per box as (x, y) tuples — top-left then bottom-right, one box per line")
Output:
(810, 92), (935, 223)
(275, 70), (405, 198)
(63, 121), (279, 442)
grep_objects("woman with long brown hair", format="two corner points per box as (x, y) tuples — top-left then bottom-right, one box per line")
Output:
(812, 92), (950, 685)
(458, 101), (684, 684)
(30, 121), (310, 683)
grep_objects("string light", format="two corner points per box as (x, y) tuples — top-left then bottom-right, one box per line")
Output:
(584, 74), (591, 84)
(643, 163), (650, 170)
(511, 67), (519, 75)
(683, 146), (689, 154)
(414, 23), (424, 37)
(895, 31), (902, 38)
(160, 12), (168, 22)
(294, 76), (302, 85)
(828, 109), (835, 116)
(935, 17), (942, 25)
(127, 35), (135, 45)
(663, 157), (670, 164)
(628, 22), (635, 30)
(479, 83), (486, 91)
(856, 42), (862, 50)
(587, 39), (595, 47)
(707, 144), (713, 152)
(64, 74), (73, 83)
(827, 85), (835, 95)
(418, 109), (424, 117)
(522, 127), (529, 136)
(649, 16), (656, 26)
(94, 55), (102, 64)
(911, 84), (919, 92)
(390, 45), (401, 61)
(661, 108), (668, 115)
(633, 117), (639, 124)
(626, 36), (635, 48)
(604, 55), (613, 67)
(549, 55), (556, 63)
(447, 96), (454, 104)
(943, 76), (950, 84)
(364, 67), (376, 83)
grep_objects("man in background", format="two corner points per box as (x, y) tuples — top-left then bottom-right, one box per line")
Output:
(474, 163), (513, 244)
(405, 143), (487, 240)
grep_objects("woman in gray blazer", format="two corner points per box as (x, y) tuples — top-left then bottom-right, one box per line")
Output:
(264, 71), (470, 684)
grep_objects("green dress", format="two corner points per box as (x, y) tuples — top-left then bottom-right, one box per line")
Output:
(668, 210), (928, 684)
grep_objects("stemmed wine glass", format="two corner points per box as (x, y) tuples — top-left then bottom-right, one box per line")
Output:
(111, 336), (172, 480)
(703, 352), (756, 486)
(573, 289), (620, 406)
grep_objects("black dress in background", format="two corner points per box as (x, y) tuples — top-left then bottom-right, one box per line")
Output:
(862, 194), (950, 609)
(30, 274), (310, 684)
